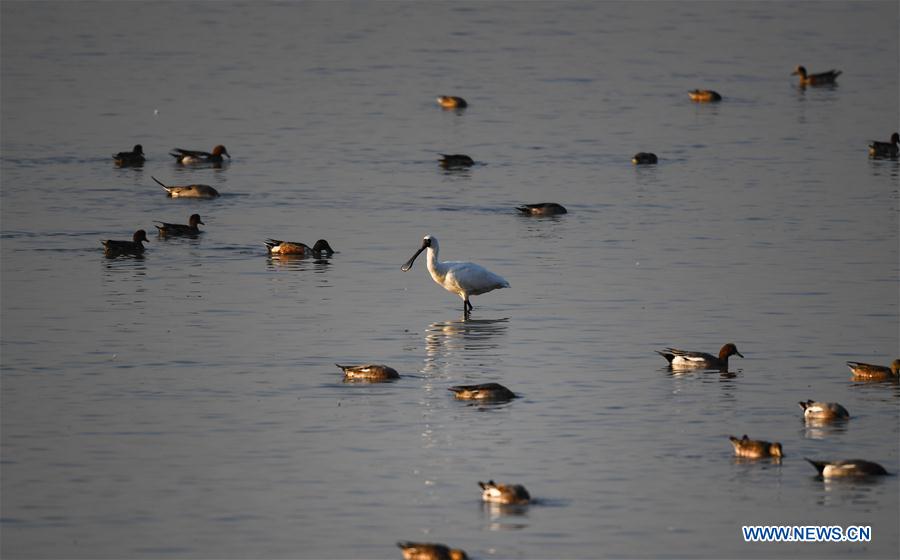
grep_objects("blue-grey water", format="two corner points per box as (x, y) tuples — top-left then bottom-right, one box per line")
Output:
(1, 1), (898, 559)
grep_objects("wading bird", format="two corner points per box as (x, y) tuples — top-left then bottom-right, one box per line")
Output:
(401, 235), (509, 318)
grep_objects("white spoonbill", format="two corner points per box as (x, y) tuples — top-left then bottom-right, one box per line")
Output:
(401, 235), (509, 317)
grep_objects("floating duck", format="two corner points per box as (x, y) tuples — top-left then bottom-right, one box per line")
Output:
(155, 214), (204, 236)
(728, 435), (783, 459)
(448, 382), (516, 402)
(436, 96), (467, 109)
(335, 363), (399, 382)
(152, 176), (220, 199)
(101, 229), (149, 257)
(169, 145), (230, 164)
(688, 89), (722, 102)
(631, 152), (658, 164)
(868, 132), (899, 158)
(805, 459), (888, 478)
(397, 541), (468, 560)
(656, 343), (744, 370)
(798, 400), (849, 421)
(113, 144), (145, 166)
(265, 239), (335, 256)
(439, 154), (475, 168)
(401, 235), (509, 317)
(515, 203), (568, 216)
(846, 359), (900, 381)
(479, 480), (531, 505)
(792, 65), (841, 86)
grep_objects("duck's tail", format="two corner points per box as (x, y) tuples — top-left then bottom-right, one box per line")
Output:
(805, 458), (827, 474)
(264, 239), (283, 252)
(655, 349), (675, 363)
(151, 176), (168, 190)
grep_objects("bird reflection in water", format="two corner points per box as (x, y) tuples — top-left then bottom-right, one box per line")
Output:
(800, 417), (850, 440)
(423, 317), (509, 376)
(265, 253), (333, 273)
(481, 501), (530, 531)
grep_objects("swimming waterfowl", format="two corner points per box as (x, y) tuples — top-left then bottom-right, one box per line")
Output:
(479, 480), (531, 505)
(846, 359), (900, 381)
(448, 382), (516, 402)
(155, 214), (204, 236)
(798, 400), (849, 421)
(688, 89), (722, 102)
(868, 132), (900, 158)
(335, 363), (399, 381)
(101, 229), (149, 257)
(728, 435), (784, 459)
(792, 65), (841, 86)
(265, 239), (335, 256)
(436, 96), (467, 109)
(631, 152), (658, 164)
(113, 144), (145, 166)
(439, 154), (475, 168)
(515, 203), (568, 216)
(169, 145), (230, 164)
(656, 343), (744, 370)
(401, 235), (509, 317)
(152, 176), (220, 199)
(397, 541), (468, 560)
(805, 459), (888, 478)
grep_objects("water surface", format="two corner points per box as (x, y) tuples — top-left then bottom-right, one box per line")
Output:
(2, 1), (898, 558)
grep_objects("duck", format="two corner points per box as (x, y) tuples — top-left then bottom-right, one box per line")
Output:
(479, 480), (531, 505)
(728, 435), (784, 459)
(798, 400), (849, 421)
(101, 229), (149, 257)
(805, 459), (888, 478)
(868, 132), (900, 158)
(656, 343), (744, 370)
(265, 239), (335, 256)
(688, 89), (722, 102)
(155, 214), (204, 236)
(397, 541), (468, 560)
(152, 176), (220, 199)
(792, 65), (841, 86)
(401, 235), (509, 317)
(448, 382), (516, 402)
(436, 96), (467, 109)
(112, 144), (145, 166)
(846, 359), (900, 381)
(335, 363), (399, 381)
(515, 203), (568, 216)
(439, 154), (475, 168)
(169, 145), (230, 164)
(631, 152), (658, 164)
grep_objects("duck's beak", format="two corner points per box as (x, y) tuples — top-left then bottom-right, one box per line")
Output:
(401, 243), (426, 271)
(736, 351), (745, 358)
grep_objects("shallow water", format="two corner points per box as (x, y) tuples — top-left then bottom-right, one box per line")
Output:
(1, 1), (898, 558)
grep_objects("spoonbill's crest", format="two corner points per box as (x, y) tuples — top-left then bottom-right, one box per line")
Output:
(401, 235), (509, 317)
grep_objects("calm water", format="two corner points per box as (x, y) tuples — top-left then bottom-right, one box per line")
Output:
(2, 1), (898, 558)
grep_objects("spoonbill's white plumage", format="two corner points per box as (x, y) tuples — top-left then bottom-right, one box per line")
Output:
(401, 235), (509, 317)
